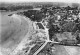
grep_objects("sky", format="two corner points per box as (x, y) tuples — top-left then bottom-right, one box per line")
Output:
(0, 0), (80, 3)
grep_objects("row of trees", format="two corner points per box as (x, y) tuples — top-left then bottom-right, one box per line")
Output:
(23, 10), (46, 22)
(0, 5), (33, 11)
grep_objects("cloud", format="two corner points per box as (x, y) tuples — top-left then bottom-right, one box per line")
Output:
(0, 0), (80, 3)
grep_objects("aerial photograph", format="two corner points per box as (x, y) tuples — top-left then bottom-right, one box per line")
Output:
(0, 0), (80, 55)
